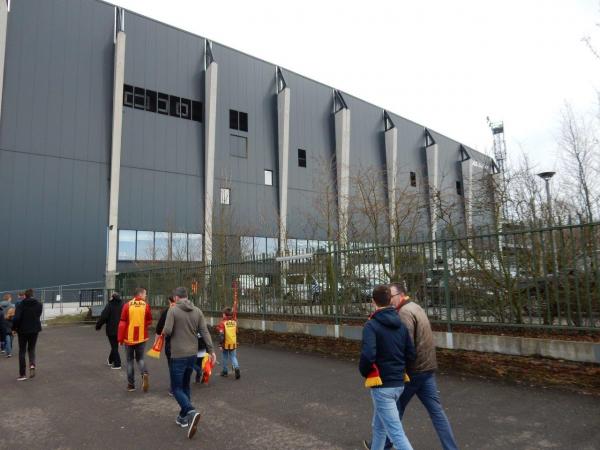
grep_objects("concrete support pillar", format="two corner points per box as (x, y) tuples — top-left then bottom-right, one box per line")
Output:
(461, 158), (473, 234)
(385, 127), (398, 244)
(491, 172), (504, 231)
(105, 30), (126, 290)
(277, 87), (291, 254)
(0, 0), (9, 126)
(425, 143), (439, 243)
(203, 60), (218, 263)
(334, 108), (351, 250)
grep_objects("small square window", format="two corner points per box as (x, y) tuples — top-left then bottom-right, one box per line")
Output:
(180, 98), (191, 120)
(157, 92), (169, 115)
(192, 101), (203, 122)
(264, 170), (273, 186)
(456, 181), (463, 196)
(220, 188), (230, 205)
(229, 109), (238, 130)
(123, 85), (134, 107)
(145, 90), (157, 113)
(239, 112), (248, 132)
(169, 95), (181, 117)
(230, 134), (248, 158)
(298, 149), (307, 168)
(410, 171), (417, 187)
(134, 87), (145, 110)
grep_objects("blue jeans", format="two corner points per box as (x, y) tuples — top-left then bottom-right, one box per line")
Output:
(386, 371), (458, 450)
(4, 333), (12, 355)
(170, 356), (196, 418)
(370, 387), (413, 450)
(125, 342), (147, 386)
(222, 349), (239, 372)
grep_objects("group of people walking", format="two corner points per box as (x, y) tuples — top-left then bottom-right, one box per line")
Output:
(95, 286), (241, 440)
(360, 282), (458, 450)
(0, 290), (43, 381)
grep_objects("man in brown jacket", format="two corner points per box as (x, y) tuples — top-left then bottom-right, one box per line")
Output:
(385, 282), (458, 450)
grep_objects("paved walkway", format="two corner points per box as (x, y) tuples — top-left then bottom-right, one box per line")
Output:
(0, 325), (598, 449)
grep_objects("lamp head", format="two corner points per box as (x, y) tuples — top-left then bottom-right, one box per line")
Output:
(537, 171), (556, 181)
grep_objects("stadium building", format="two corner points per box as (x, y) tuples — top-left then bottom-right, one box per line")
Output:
(0, 0), (497, 291)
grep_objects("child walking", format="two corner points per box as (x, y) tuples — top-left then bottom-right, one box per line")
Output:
(216, 307), (240, 379)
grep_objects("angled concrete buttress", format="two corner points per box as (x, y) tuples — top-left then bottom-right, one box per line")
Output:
(277, 81), (291, 253)
(203, 42), (218, 263)
(461, 157), (473, 233)
(334, 92), (351, 249)
(0, 0), (9, 125)
(425, 139), (440, 243)
(105, 11), (126, 290)
(384, 114), (398, 244)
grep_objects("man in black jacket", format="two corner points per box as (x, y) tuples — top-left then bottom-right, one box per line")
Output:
(96, 292), (124, 369)
(12, 289), (43, 381)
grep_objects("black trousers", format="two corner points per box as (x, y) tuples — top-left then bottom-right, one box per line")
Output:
(18, 333), (38, 376)
(107, 335), (121, 367)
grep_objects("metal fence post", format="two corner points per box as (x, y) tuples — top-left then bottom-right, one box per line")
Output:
(441, 235), (452, 332)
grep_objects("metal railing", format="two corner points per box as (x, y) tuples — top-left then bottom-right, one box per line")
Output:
(0, 281), (107, 321)
(116, 221), (597, 331)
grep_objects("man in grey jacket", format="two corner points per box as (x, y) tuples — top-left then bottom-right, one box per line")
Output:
(163, 287), (216, 439)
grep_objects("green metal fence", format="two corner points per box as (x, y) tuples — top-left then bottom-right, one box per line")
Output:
(117, 221), (600, 331)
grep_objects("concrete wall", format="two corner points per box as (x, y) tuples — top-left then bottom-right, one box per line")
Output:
(206, 316), (600, 364)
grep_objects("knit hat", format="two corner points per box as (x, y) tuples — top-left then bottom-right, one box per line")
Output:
(364, 363), (383, 388)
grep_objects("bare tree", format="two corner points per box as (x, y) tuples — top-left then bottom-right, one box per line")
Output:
(557, 102), (599, 223)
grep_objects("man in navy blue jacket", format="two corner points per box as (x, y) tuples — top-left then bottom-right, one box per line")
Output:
(360, 285), (416, 450)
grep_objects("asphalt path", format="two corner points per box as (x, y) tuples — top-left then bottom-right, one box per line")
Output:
(0, 325), (598, 449)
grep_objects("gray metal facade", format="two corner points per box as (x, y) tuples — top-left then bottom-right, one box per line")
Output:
(0, 0), (495, 290)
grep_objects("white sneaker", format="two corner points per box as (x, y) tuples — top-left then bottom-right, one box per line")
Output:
(17, 376), (27, 381)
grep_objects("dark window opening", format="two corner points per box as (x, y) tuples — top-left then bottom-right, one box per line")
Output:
(229, 109), (238, 130)
(169, 96), (181, 117)
(456, 181), (463, 196)
(239, 112), (248, 132)
(123, 84), (133, 107)
(192, 101), (203, 122)
(134, 87), (145, 110)
(157, 92), (169, 115)
(410, 172), (417, 187)
(180, 98), (191, 120)
(298, 149), (307, 168)
(145, 90), (157, 113)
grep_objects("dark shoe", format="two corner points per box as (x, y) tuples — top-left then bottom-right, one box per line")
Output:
(142, 373), (149, 392)
(220, 371), (228, 377)
(187, 412), (201, 439)
(175, 416), (189, 428)
(29, 365), (35, 378)
(127, 384), (136, 392)
(235, 368), (241, 380)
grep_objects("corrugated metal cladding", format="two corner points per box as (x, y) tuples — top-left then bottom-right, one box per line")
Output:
(0, 0), (494, 289)
(212, 42), (279, 238)
(0, 0), (113, 290)
(119, 11), (205, 233)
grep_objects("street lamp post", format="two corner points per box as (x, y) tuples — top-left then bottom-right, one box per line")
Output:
(537, 171), (558, 273)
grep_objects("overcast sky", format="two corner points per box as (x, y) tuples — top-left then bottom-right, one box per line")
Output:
(111, 0), (599, 172)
